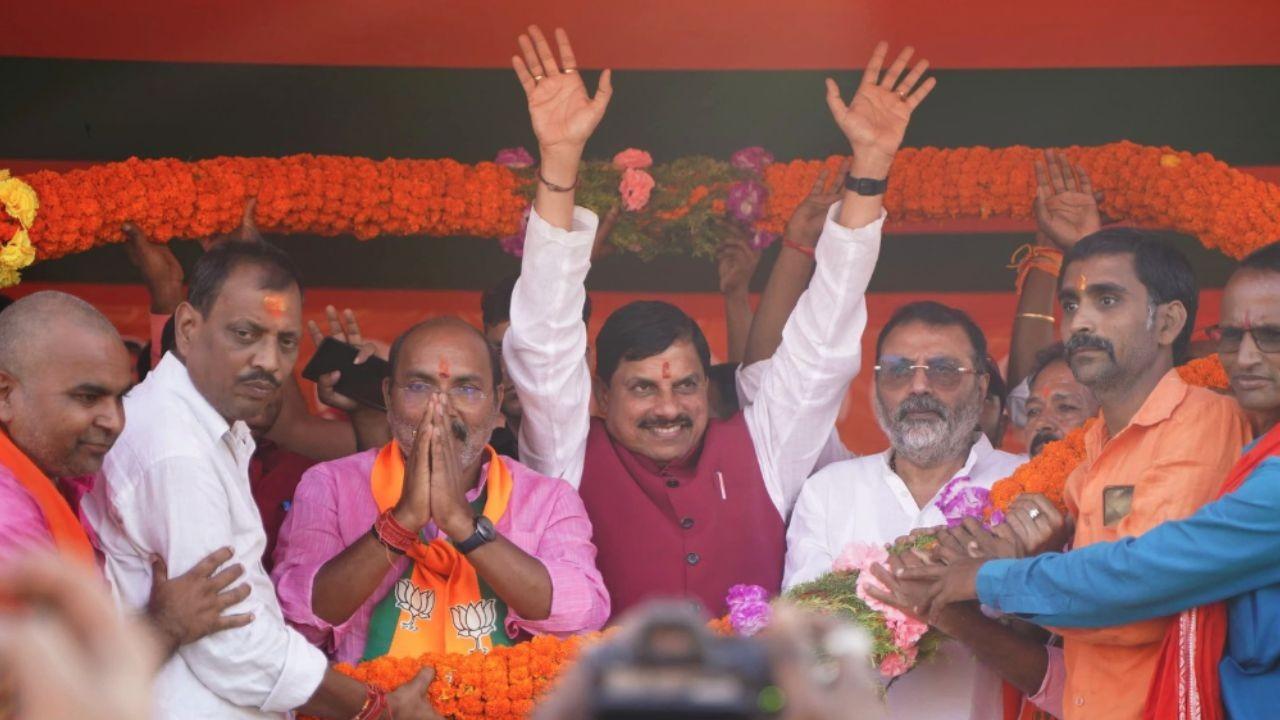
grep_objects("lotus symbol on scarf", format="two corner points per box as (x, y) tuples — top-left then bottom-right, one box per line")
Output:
(393, 580), (435, 632)
(451, 599), (499, 654)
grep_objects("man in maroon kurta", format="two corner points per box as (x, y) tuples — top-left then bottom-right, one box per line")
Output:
(502, 31), (936, 618)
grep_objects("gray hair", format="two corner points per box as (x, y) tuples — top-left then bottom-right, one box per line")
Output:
(0, 291), (121, 376)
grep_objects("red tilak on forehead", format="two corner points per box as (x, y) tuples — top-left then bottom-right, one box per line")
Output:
(1076, 274), (1088, 293)
(661, 361), (671, 379)
(437, 357), (450, 379)
(262, 294), (286, 317)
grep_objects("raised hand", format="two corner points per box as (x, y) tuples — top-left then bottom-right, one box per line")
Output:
(785, 159), (850, 249)
(392, 400), (436, 532)
(122, 222), (184, 314)
(306, 305), (380, 413)
(826, 42), (936, 177)
(716, 233), (760, 297)
(199, 198), (263, 252)
(513, 26), (612, 161)
(1034, 149), (1102, 250)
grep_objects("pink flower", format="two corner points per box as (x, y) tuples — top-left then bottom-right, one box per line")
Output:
(834, 542), (889, 573)
(620, 168), (655, 211)
(726, 180), (767, 223)
(494, 147), (535, 168)
(612, 148), (654, 170)
(730, 146), (775, 174)
(878, 646), (919, 680)
(891, 617), (928, 648)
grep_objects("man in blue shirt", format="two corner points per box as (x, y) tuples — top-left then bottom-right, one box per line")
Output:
(887, 242), (1280, 719)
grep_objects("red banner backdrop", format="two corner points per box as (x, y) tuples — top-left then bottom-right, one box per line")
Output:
(8, 282), (1224, 455)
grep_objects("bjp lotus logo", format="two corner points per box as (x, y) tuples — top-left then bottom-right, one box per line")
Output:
(393, 580), (435, 632)
(451, 599), (498, 653)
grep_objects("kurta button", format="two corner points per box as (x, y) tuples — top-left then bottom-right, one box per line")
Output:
(686, 552), (700, 565)
(666, 479), (679, 488)
(681, 517), (695, 529)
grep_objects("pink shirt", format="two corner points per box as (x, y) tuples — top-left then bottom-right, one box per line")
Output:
(271, 449), (609, 663)
(0, 463), (96, 563)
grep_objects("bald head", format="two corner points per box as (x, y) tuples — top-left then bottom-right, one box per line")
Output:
(0, 291), (131, 478)
(389, 317), (501, 389)
(0, 292), (123, 377)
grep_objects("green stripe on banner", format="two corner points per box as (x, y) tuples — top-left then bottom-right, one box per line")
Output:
(1, 59), (1279, 165)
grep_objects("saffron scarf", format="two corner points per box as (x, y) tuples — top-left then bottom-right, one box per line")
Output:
(1143, 425), (1280, 720)
(362, 441), (514, 659)
(0, 430), (95, 566)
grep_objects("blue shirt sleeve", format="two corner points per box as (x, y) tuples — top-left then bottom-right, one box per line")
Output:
(976, 458), (1280, 627)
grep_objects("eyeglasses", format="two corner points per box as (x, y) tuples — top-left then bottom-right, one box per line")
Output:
(873, 356), (982, 391)
(1206, 324), (1280, 354)
(396, 380), (489, 406)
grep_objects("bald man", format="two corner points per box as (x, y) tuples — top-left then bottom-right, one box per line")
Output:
(0, 290), (253, 655)
(273, 317), (608, 663)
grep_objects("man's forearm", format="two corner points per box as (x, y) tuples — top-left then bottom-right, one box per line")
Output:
(295, 667), (371, 719)
(311, 533), (401, 626)
(1008, 265), (1059, 388)
(455, 533), (553, 621)
(724, 290), (753, 364)
(743, 248), (814, 365)
(937, 604), (1049, 696)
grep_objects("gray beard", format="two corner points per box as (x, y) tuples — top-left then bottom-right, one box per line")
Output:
(874, 388), (983, 468)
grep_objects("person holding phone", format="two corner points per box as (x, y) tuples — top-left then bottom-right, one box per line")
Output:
(272, 312), (609, 663)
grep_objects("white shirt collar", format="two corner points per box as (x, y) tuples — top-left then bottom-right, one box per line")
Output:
(149, 352), (252, 449)
(877, 433), (995, 514)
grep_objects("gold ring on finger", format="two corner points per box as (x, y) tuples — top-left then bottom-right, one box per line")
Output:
(563, 67), (577, 74)
(533, 74), (545, 82)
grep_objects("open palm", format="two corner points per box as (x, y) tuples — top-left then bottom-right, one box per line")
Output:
(1034, 149), (1102, 250)
(513, 26), (611, 154)
(826, 43), (936, 164)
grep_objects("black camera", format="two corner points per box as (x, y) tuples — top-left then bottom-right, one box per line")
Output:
(584, 602), (780, 720)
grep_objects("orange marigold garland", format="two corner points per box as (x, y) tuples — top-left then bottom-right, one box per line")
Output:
(1176, 353), (1230, 390)
(6, 141), (1278, 285)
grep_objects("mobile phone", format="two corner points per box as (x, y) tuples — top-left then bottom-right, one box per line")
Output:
(301, 337), (390, 412)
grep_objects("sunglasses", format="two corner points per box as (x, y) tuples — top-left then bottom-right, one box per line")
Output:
(873, 356), (983, 391)
(1205, 324), (1280, 354)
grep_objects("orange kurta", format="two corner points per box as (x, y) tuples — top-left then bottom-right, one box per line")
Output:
(1059, 370), (1250, 720)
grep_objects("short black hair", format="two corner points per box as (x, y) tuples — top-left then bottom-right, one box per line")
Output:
(481, 273), (592, 329)
(0, 294), (12, 313)
(983, 356), (1008, 410)
(1060, 228), (1198, 364)
(187, 241), (303, 316)
(1026, 342), (1068, 390)
(875, 301), (990, 368)
(1238, 241), (1280, 275)
(388, 319), (503, 390)
(707, 362), (741, 416)
(595, 301), (712, 384)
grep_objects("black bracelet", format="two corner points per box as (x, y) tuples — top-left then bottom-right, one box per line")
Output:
(537, 167), (579, 192)
(369, 524), (406, 555)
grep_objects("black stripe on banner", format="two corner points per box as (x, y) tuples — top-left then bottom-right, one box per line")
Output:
(0, 58), (1278, 165)
(18, 230), (1237, 294)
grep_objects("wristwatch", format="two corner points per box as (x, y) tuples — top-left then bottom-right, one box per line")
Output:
(452, 515), (498, 554)
(844, 174), (889, 196)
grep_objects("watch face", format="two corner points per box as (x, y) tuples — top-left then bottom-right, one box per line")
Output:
(476, 516), (497, 541)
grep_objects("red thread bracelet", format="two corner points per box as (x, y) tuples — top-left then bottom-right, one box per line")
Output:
(783, 239), (816, 258)
(373, 510), (418, 554)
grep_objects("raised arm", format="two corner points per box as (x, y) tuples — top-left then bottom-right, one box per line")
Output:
(503, 26), (610, 486)
(1008, 150), (1102, 387)
(715, 233), (760, 364)
(747, 43), (935, 515)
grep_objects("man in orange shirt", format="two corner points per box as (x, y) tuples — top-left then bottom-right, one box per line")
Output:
(1037, 228), (1249, 719)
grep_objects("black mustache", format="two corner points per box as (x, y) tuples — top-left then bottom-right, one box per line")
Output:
(638, 415), (694, 430)
(896, 394), (949, 422)
(450, 418), (468, 443)
(1030, 429), (1060, 456)
(1065, 333), (1116, 360)
(236, 370), (282, 388)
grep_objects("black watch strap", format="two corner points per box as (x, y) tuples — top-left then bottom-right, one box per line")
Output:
(452, 515), (497, 554)
(844, 174), (889, 196)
